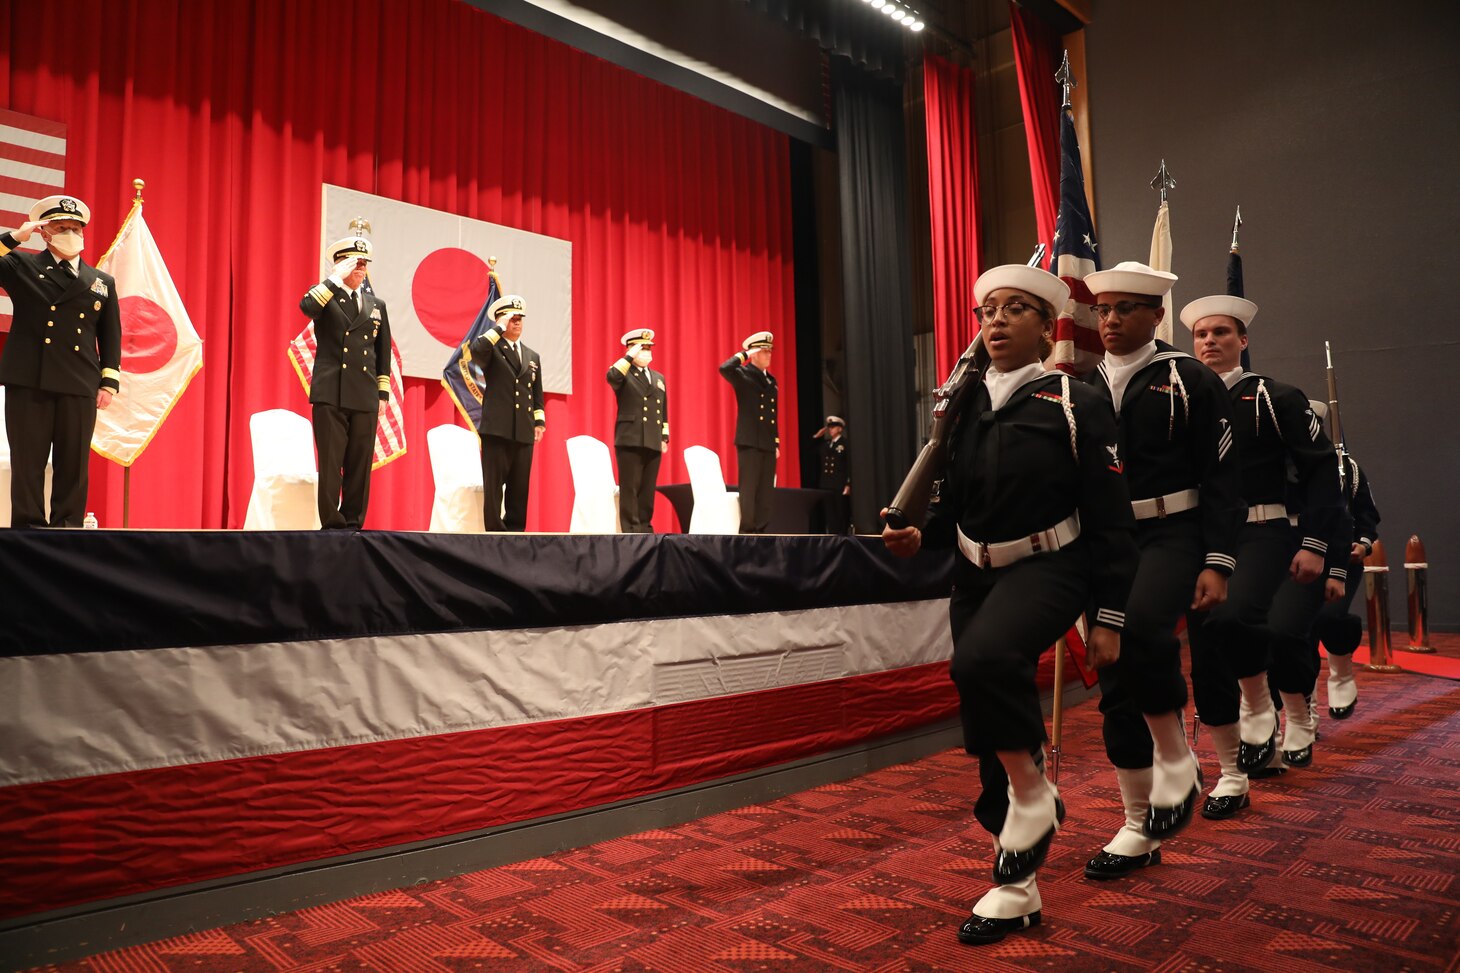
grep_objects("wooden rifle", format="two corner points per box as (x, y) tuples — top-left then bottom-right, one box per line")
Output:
(884, 244), (1046, 529)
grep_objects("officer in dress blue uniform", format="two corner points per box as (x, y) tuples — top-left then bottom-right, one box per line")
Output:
(468, 294), (545, 531)
(298, 236), (392, 529)
(607, 328), (668, 532)
(0, 195), (121, 527)
(719, 331), (778, 533)
(884, 265), (1137, 946)
(1079, 262), (1244, 880)
(816, 416), (850, 534)
(1180, 295), (1344, 817)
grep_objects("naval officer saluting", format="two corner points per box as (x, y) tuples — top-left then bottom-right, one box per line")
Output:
(469, 294), (545, 531)
(299, 236), (392, 529)
(0, 195), (121, 527)
(607, 328), (669, 532)
(719, 331), (778, 533)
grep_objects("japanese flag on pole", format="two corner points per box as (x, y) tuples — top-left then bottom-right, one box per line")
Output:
(93, 200), (203, 466)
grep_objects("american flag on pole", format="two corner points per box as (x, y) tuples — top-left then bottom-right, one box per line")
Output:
(0, 109), (67, 332)
(287, 278), (407, 470)
(1048, 105), (1102, 377)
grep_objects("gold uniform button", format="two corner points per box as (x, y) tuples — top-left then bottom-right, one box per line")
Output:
(50, 305), (56, 311)
(77, 328), (82, 334)
(80, 312), (85, 319)
(74, 345), (80, 351)
(47, 321), (54, 327)
(45, 337), (51, 344)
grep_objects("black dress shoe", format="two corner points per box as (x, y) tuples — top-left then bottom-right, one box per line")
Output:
(1329, 700), (1356, 720)
(1237, 729), (1277, 775)
(958, 910), (1042, 945)
(1247, 763), (1287, 780)
(1084, 848), (1161, 880)
(1282, 744), (1313, 767)
(1201, 792), (1250, 820)
(994, 826), (1055, 885)
(1144, 783), (1200, 839)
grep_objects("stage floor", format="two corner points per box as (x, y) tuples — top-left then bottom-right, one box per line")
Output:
(32, 639), (1460, 972)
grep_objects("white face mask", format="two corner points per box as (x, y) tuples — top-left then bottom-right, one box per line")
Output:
(634, 351), (653, 367)
(49, 229), (85, 259)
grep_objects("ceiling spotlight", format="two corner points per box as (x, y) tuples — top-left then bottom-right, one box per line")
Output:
(870, 0), (885, 7)
(885, 4), (902, 15)
(901, 12), (914, 23)
(911, 20), (925, 31)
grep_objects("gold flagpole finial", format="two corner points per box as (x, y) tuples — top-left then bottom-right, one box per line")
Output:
(488, 255), (497, 269)
(132, 178), (145, 202)
(348, 216), (372, 237)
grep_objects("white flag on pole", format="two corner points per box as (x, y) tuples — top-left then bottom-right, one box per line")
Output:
(93, 203), (203, 466)
(1149, 199), (1174, 345)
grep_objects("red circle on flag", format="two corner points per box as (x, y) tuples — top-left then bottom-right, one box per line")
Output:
(118, 295), (178, 374)
(412, 248), (492, 346)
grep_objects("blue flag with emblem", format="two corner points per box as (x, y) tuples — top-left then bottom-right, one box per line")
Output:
(1227, 230), (1249, 370)
(441, 268), (503, 428)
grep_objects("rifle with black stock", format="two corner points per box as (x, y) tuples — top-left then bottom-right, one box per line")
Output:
(883, 244), (1046, 530)
(1325, 341), (1349, 494)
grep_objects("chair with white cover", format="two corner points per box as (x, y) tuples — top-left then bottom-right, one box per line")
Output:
(565, 434), (620, 533)
(683, 444), (741, 534)
(427, 424), (486, 533)
(243, 409), (321, 530)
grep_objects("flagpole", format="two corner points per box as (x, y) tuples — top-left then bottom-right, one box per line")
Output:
(114, 179), (145, 528)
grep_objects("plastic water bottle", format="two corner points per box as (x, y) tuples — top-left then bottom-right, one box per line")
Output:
(83, 512), (99, 530)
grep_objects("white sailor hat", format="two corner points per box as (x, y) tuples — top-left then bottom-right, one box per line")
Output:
(489, 294), (527, 320)
(29, 194), (90, 226)
(742, 331), (774, 351)
(326, 236), (373, 264)
(1179, 294), (1258, 331)
(1308, 399), (1328, 419)
(1084, 260), (1178, 298)
(973, 264), (1070, 313)
(621, 328), (655, 347)
(826, 415), (846, 427)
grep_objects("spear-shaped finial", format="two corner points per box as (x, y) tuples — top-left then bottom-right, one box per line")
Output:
(1230, 205), (1244, 253)
(1055, 50), (1076, 110)
(1150, 159), (1175, 204)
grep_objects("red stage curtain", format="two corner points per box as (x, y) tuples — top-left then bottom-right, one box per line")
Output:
(922, 54), (981, 381)
(0, 0), (798, 531)
(1009, 2), (1061, 266)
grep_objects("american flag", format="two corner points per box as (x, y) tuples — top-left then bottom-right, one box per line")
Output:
(1048, 105), (1102, 377)
(287, 279), (408, 470)
(0, 109), (67, 332)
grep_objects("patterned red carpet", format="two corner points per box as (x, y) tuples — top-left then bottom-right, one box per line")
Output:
(38, 638), (1460, 972)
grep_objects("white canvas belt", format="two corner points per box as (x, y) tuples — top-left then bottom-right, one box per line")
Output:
(1131, 488), (1199, 520)
(957, 514), (1081, 569)
(1246, 503), (1297, 526)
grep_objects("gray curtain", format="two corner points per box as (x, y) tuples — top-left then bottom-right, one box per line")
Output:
(834, 65), (918, 532)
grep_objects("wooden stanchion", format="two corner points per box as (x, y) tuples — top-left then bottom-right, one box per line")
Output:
(1363, 539), (1401, 673)
(1050, 637), (1067, 785)
(1403, 534), (1434, 653)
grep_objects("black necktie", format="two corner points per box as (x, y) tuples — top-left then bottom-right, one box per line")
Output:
(350, 291), (360, 317)
(504, 342), (521, 372)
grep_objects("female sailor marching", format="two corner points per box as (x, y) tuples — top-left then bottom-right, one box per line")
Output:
(883, 264), (1137, 946)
